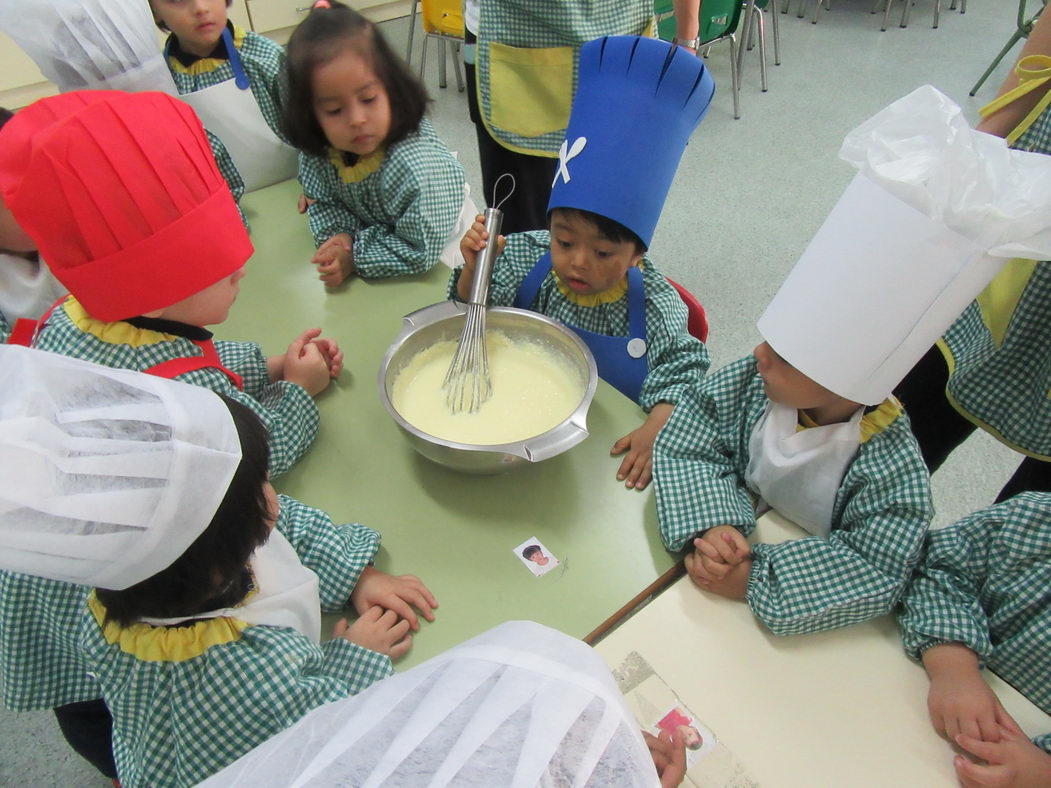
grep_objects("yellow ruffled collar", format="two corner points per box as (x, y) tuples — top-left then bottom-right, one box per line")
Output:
(63, 297), (177, 347)
(328, 147), (386, 184)
(796, 396), (903, 444)
(551, 261), (644, 307)
(168, 25), (248, 76)
(89, 594), (248, 663)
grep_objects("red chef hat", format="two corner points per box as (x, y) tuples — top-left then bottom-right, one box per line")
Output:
(0, 90), (252, 321)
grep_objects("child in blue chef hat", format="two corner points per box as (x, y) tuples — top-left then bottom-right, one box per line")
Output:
(453, 35), (715, 491)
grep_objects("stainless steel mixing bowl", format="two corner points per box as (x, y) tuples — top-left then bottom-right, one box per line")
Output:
(378, 301), (598, 474)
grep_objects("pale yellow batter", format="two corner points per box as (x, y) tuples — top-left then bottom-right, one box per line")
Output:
(392, 332), (584, 444)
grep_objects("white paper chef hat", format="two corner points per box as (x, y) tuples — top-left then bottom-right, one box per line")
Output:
(0, 345), (242, 590)
(199, 621), (660, 788)
(757, 85), (1051, 406)
(0, 0), (177, 95)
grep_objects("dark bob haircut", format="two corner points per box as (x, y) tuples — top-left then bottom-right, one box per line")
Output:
(282, 0), (429, 157)
(96, 395), (273, 627)
(550, 207), (648, 254)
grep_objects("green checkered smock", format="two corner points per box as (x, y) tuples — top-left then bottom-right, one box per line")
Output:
(934, 105), (1051, 459)
(898, 491), (1051, 752)
(448, 230), (709, 410)
(476, 0), (652, 155)
(0, 574), (94, 710)
(81, 496), (390, 788)
(653, 356), (933, 636)
(166, 25), (287, 216)
(0, 313), (9, 344)
(299, 118), (466, 278)
(31, 297), (318, 479)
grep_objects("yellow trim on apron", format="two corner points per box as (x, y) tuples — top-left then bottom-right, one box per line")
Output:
(979, 54), (1051, 146)
(974, 257), (1038, 348)
(937, 336), (1051, 462)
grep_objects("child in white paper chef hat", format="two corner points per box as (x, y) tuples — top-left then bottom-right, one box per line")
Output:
(653, 85), (1051, 638)
(0, 345), (436, 786)
(198, 621), (687, 788)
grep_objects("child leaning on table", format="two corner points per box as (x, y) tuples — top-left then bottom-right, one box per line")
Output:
(453, 35), (715, 490)
(151, 0), (295, 204)
(0, 90), (338, 479)
(286, 0), (471, 285)
(898, 492), (1051, 788)
(649, 161), (992, 635)
(0, 347), (437, 788)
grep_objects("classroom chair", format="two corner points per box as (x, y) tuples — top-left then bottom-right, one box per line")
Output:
(875, 0), (966, 31)
(655, 0), (745, 118)
(411, 0), (465, 92)
(666, 277), (710, 343)
(970, 0), (1046, 95)
(782, 0), (831, 24)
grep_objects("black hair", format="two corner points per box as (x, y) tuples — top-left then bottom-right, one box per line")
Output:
(522, 545), (542, 559)
(150, 0), (234, 32)
(95, 395), (273, 627)
(549, 207), (647, 254)
(282, 0), (429, 157)
(0, 107), (12, 130)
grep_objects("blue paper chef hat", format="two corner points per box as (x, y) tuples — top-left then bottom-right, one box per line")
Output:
(547, 36), (715, 249)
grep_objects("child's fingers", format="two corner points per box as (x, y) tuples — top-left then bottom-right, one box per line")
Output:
(695, 538), (728, 564)
(403, 575), (439, 612)
(388, 632), (413, 660)
(954, 733), (1002, 763)
(706, 532), (741, 565)
(610, 434), (632, 456)
(615, 449), (638, 482)
(331, 618), (349, 637)
(721, 528), (751, 556)
(404, 587), (437, 622)
(628, 459), (653, 491)
(952, 755), (1000, 788)
(382, 595), (419, 631)
(699, 554), (731, 579)
(994, 706), (1024, 737)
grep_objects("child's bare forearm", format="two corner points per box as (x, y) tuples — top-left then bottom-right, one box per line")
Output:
(922, 642), (980, 680)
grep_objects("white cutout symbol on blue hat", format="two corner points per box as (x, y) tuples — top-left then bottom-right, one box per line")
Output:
(553, 136), (588, 187)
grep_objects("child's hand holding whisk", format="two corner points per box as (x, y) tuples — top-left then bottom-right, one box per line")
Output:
(457, 214), (506, 301)
(313, 233), (354, 286)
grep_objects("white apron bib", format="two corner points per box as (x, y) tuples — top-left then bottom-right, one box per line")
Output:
(176, 30), (297, 193)
(745, 401), (863, 538)
(141, 530), (322, 643)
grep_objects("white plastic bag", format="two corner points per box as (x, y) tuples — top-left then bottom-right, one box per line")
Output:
(0, 0), (176, 94)
(839, 84), (1051, 260)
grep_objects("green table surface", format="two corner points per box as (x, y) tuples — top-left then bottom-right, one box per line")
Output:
(221, 181), (678, 667)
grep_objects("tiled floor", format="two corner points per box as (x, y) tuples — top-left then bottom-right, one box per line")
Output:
(0, 3), (1026, 783)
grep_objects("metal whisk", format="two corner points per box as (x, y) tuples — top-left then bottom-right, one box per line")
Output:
(443, 175), (514, 414)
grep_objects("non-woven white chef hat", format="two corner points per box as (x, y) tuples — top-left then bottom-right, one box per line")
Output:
(199, 621), (660, 788)
(0, 0), (177, 95)
(0, 345), (242, 590)
(757, 85), (1051, 406)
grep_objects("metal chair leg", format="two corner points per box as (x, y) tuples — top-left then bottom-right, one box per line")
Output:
(970, 29), (1026, 95)
(453, 42), (465, 93)
(405, 0), (418, 65)
(882, 0), (893, 31)
(419, 34), (429, 79)
(900, 0), (912, 28)
(770, 0), (782, 65)
(756, 7), (768, 91)
(781, 0), (790, 13)
(729, 35), (741, 119)
(736, 0), (756, 81)
(438, 37), (448, 89)
(812, 0), (823, 24)
(933, 0), (941, 28)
